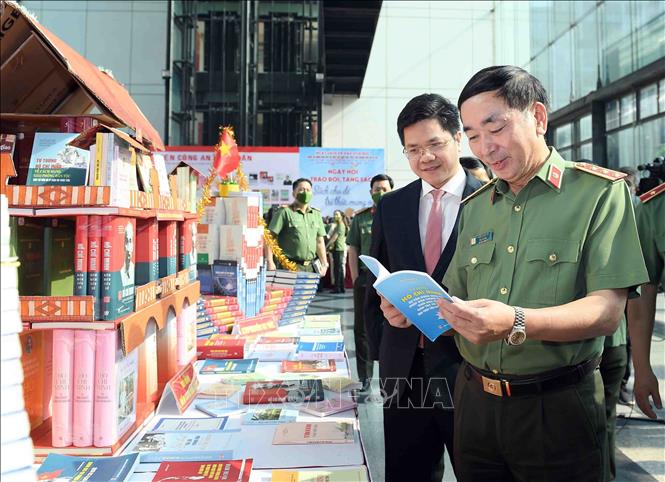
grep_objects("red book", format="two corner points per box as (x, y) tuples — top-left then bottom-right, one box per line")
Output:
(87, 215), (102, 320)
(74, 216), (89, 296)
(197, 338), (245, 359)
(152, 459), (253, 482)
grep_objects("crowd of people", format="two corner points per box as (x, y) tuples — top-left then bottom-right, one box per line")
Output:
(264, 65), (663, 482)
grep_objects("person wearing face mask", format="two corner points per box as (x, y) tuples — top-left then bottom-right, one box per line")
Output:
(365, 94), (483, 482)
(325, 210), (350, 294)
(346, 173), (394, 392)
(267, 178), (328, 277)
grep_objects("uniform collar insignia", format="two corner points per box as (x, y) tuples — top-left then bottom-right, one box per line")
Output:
(536, 147), (565, 191)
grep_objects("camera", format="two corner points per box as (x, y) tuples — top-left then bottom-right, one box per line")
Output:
(637, 157), (664, 195)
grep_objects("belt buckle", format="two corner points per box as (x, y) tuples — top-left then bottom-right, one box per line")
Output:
(481, 376), (503, 397)
(303, 260), (310, 266)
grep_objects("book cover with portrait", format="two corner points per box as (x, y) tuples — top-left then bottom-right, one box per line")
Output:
(101, 217), (136, 321)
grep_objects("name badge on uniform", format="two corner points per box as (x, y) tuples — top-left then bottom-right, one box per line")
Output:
(470, 231), (493, 246)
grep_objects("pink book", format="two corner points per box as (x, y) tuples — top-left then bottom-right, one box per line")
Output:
(73, 330), (95, 447)
(93, 330), (117, 447)
(51, 330), (75, 447)
(74, 216), (89, 296)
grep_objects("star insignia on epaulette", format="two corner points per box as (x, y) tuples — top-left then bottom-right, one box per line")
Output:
(639, 182), (665, 203)
(574, 162), (626, 182)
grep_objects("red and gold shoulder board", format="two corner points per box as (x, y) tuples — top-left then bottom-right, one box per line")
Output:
(574, 162), (626, 182)
(639, 182), (665, 203)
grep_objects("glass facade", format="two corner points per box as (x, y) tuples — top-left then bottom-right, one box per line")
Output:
(528, 1), (665, 175)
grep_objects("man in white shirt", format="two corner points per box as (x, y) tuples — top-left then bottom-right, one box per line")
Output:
(365, 94), (482, 482)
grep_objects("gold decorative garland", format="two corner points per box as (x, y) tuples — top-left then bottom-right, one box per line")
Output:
(196, 166), (217, 221)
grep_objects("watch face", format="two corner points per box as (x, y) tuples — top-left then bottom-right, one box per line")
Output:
(509, 331), (526, 345)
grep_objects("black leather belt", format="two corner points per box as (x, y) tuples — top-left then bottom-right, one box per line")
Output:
(286, 257), (314, 266)
(465, 357), (601, 397)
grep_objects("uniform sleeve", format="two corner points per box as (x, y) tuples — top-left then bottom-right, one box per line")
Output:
(268, 208), (285, 235)
(442, 212), (469, 299)
(347, 216), (360, 247)
(583, 181), (649, 292)
(636, 202), (664, 284)
(316, 214), (326, 238)
(364, 203), (387, 360)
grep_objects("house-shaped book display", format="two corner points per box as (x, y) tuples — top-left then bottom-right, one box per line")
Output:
(0, 0), (199, 461)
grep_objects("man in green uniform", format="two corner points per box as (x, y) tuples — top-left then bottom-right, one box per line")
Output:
(267, 178), (328, 277)
(434, 66), (649, 481)
(628, 181), (664, 420)
(346, 173), (394, 390)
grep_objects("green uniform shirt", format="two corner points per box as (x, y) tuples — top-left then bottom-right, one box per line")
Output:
(332, 222), (347, 251)
(346, 207), (373, 270)
(268, 204), (326, 261)
(635, 188), (665, 287)
(443, 148), (649, 375)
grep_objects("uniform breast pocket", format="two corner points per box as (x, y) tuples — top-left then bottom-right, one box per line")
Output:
(524, 238), (580, 305)
(462, 241), (495, 299)
(287, 220), (305, 239)
(361, 226), (372, 236)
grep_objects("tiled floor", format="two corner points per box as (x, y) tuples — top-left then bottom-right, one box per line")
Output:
(308, 290), (665, 482)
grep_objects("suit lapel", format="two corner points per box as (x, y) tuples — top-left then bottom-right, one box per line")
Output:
(404, 180), (427, 272)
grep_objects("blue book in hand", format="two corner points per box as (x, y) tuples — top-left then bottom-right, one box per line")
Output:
(360, 255), (453, 342)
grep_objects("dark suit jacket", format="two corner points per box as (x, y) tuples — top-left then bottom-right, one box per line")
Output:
(364, 171), (482, 399)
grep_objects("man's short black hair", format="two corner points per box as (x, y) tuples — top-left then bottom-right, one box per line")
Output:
(458, 65), (550, 112)
(459, 156), (484, 171)
(370, 173), (394, 189)
(292, 178), (312, 191)
(397, 94), (460, 145)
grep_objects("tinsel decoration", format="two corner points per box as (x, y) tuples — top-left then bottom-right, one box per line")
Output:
(196, 166), (217, 221)
(258, 216), (297, 272)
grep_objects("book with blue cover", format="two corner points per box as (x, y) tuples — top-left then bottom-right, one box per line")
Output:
(37, 452), (139, 481)
(359, 254), (453, 342)
(213, 260), (238, 296)
(200, 358), (258, 374)
(129, 431), (235, 463)
(26, 132), (90, 186)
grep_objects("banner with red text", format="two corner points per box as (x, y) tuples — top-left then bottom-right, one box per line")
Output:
(163, 147), (300, 208)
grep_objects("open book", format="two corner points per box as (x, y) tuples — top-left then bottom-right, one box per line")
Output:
(360, 255), (453, 342)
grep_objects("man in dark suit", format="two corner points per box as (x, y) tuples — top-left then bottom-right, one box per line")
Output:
(365, 93), (482, 482)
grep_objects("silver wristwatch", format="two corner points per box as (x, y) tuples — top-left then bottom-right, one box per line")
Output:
(506, 306), (526, 346)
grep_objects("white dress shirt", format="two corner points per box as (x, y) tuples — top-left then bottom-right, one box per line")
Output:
(418, 167), (467, 253)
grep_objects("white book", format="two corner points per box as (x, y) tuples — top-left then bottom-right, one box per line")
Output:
(0, 384), (25, 416)
(218, 225), (244, 262)
(213, 197), (226, 225)
(0, 334), (21, 361)
(0, 358), (23, 388)
(0, 465), (36, 482)
(0, 437), (34, 474)
(0, 410), (30, 445)
(0, 310), (22, 337)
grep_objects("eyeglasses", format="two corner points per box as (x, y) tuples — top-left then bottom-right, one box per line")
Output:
(403, 140), (452, 161)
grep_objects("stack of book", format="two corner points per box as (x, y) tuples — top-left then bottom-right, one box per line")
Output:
(196, 297), (241, 338)
(265, 270), (320, 326)
(197, 192), (267, 317)
(0, 194), (37, 481)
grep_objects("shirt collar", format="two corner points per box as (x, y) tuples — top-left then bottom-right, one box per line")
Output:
(420, 166), (466, 199)
(493, 147), (566, 202)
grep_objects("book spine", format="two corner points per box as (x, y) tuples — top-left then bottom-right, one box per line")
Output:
(93, 330), (117, 447)
(72, 330), (95, 447)
(93, 133), (103, 186)
(87, 215), (102, 320)
(74, 216), (89, 296)
(51, 329), (75, 447)
(42, 330), (53, 420)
